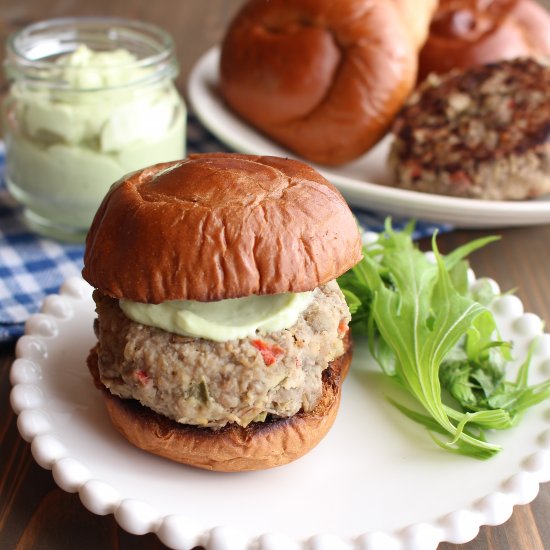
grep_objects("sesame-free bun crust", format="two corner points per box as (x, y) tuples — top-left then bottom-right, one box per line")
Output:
(87, 335), (352, 472)
(392, 0), (438, 48)
(82, 153), (362, 303)
(418, 0), (550, 81)
(219, 0), (421, 166)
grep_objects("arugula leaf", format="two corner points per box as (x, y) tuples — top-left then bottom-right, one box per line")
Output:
(338, 221), (550, 459)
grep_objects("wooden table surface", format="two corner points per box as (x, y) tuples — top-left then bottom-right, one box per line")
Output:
(1, 1), (550, 549)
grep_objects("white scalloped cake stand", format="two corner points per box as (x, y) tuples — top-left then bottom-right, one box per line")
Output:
(9, 273), (550, 550)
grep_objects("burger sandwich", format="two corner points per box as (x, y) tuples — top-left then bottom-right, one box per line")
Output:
(82, 153), (362, 471)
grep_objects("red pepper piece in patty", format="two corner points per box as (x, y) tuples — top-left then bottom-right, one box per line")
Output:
(449, 170), (471, 186)
(338, 320), (349, 335)
(251, 339), (285, 366)
(134, 370), (149, 384)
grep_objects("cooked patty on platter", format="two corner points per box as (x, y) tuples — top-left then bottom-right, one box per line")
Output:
(390, 57), (550, 200)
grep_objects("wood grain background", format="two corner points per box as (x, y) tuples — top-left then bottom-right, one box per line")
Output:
(1, 2), (550, 549)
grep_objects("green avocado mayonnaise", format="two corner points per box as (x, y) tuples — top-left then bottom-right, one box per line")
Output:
(4, 45), (185, 231)
(119, 291), (315, 342)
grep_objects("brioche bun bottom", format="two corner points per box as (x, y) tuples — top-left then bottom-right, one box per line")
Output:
(87, 335), (352, 472)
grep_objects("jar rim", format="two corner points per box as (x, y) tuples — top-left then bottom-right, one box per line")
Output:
(5, 16), (178, 90)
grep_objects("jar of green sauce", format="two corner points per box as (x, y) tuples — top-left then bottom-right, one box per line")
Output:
(2, 17), (186, 241)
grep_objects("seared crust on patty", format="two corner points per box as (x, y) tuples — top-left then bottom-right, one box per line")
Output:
(389, 57), (550, 200)
(87, 335), (352, 471)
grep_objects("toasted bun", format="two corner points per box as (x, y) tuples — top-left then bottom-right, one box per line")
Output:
(87, 335), (352, 472)
(82, 153), (362, 303)
(219, 0), (420, 166)
(418, 0), (550, 81)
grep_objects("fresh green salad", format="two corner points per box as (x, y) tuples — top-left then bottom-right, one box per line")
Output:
(338, 221), (550, 459)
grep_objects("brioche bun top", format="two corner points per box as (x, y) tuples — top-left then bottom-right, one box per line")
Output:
(418, 0), (550, 81)
(82, 153), (362, 303)
(219, 0), (423, 166)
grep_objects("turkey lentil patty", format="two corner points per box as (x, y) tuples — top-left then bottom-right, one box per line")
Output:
(389, 57), (550, 200)
(93, 281), (350, 429)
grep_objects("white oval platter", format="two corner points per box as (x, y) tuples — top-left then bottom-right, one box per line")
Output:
(187, 47), (550, 229)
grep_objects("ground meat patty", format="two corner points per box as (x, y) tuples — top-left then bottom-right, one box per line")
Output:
(93, 281), (350, 430)
(389, 57), (550, 200)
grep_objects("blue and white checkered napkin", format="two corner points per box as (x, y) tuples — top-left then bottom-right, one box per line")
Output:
(0, 114), (448, 342)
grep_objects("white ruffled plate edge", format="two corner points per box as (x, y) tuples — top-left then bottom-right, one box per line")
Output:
(9, 266), (550, 550)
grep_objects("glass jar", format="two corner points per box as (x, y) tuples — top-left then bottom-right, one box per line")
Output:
(3, 17), (186, 242)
